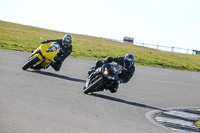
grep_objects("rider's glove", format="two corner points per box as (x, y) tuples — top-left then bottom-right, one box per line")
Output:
(102, 60), (107, 64)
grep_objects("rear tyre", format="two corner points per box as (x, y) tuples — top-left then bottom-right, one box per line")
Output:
(84, 76), (104, 94)
(22, 56), (40, 70)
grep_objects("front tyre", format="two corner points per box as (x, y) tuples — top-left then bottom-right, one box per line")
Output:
(84, 76), (104, 94)
(22, 56), (40, 70)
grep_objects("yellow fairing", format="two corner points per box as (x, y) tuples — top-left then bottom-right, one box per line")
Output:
(32, 42), (59, 68)
(195, 119), (200, 128)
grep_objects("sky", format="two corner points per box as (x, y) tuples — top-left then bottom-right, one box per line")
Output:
(0, 0), (200, 51)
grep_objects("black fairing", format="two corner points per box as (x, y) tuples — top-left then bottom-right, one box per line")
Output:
(102, 62), (121, 81)
(94, 62), (122, 91)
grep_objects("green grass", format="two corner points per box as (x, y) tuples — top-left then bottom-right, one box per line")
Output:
(0, 20), (200, 72)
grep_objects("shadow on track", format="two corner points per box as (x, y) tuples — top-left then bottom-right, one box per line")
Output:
(91, 93), (165, 111)
(28, 70), (86, 83)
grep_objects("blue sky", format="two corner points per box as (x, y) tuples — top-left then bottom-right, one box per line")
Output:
(0, 0), (200, 51)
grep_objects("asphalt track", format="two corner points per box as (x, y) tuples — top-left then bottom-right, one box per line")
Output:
(0, 49), (199, 133)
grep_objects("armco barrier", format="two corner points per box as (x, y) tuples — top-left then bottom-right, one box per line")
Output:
(133, 42), (197, 55)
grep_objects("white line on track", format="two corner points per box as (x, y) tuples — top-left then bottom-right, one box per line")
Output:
(146, 108), (200, 133)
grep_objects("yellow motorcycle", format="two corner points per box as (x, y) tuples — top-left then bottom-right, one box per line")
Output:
(22, 42), (60, 70)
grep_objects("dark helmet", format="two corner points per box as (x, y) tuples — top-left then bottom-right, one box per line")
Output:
(124, 53), (135, 68)
(62, 34), (72, 48)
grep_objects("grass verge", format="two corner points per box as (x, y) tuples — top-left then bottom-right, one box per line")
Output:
(0, 20), (200, 72)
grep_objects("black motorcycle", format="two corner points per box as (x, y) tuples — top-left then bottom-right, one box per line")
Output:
(83, 61), (126, 94)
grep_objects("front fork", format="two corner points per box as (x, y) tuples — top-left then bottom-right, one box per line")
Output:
(29, 53), (44, 67)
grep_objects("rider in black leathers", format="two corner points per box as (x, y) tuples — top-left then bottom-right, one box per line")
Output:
(41, 34), (72, 71)
(88, 53), (135, 93)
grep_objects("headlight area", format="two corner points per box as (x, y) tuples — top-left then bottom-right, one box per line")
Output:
(107, 76), (115, 80)
(103, 67), (108, 75)
(104, 70), (108, 75)
(103, 67), (116, 80)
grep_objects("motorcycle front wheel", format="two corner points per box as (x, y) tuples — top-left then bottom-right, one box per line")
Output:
(22, 56), (40, 70)
(84, 76), (104, 94)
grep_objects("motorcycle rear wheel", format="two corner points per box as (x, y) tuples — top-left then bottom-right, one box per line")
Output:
(84, 76), (104, 94)
(22, 56), (40, 70)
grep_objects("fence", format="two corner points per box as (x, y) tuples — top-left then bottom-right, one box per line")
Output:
(100, 37), (199, 55)
(132, 42), (198, 55)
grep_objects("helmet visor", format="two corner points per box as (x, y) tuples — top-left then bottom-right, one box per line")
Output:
(63, 41), (71, 46)
(125, 60), (132, 68)
(125, 57), (134, 68)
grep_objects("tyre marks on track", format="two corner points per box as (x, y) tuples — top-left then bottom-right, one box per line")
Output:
(155, 109), (200, 133)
